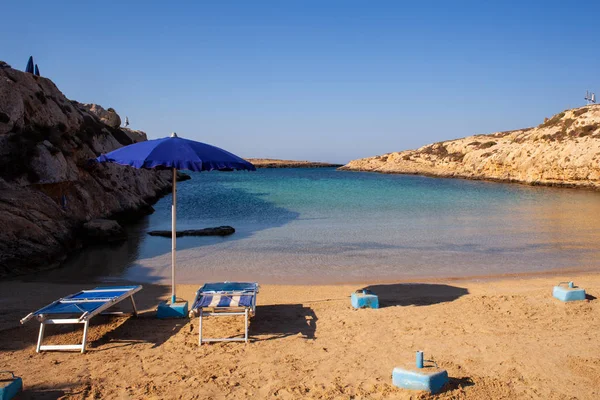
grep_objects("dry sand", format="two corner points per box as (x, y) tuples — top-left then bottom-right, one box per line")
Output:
(1, 272), (599, 399)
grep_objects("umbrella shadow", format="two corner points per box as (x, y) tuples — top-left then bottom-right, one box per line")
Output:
(360, 283), (469, 307)
(249, 304), (317, 341)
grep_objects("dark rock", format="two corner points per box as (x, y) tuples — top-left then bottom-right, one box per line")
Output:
(148, 226), (235, 238)
(177, 172), (191, 181)
(0, 62), (175, 277)
(82, 219), (126, 243)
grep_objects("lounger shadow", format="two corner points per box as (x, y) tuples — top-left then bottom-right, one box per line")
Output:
(249, 304), (317, 341)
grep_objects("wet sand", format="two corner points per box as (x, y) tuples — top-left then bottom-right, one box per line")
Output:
(1, 272), (599, 399)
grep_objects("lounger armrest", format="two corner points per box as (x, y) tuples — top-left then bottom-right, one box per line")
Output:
(20, 313), (34, 324)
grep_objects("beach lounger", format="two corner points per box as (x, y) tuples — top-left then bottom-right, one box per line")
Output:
(20, 285), (142, 353)
(189, 282), (258, 345)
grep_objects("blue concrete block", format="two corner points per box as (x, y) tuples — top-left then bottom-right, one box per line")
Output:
(553, 286), (586, 302)
(0, 373), (23, 400)
(351, 291), (379, 309)
(157, 300), (188, 319)
(392, 366), (448, 394)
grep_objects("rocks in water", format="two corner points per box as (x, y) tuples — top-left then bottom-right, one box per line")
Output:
(148, 226), (235, 238)
(82, 219), (126, 243)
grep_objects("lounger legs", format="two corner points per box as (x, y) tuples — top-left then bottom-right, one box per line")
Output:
(244, 309), (249, 343)
(36, 320), (88, 353)
(81, 321), (89, 353)
(36, 323), (45, 353)
(197, 309), (251, 345)
(130, 295), (138, 316)
(198, 309), (203, 346)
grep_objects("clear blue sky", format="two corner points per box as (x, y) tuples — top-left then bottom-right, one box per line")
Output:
(2, 1), (599, 163)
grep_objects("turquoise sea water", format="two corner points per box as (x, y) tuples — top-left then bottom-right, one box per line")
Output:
(42, 168), (600, 284)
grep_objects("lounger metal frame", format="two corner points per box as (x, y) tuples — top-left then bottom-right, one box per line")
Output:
(20, 286), (142, 353)
(189, 283), (258, 345)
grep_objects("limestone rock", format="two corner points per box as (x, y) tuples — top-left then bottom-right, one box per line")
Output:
(79, 103), (122, 128)
(340, 105), (600, 189)
(82, 219), (126, 243)
(122, 127), (148, 143)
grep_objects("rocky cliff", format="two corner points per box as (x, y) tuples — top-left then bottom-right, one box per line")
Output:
(341, 105), (600, 189)
(0, 61), (172, 276)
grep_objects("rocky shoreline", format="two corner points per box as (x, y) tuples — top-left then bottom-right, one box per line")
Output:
(341, 105), (600, 189)
(0, 61), (175, 277)
(247, 158), (342, 168)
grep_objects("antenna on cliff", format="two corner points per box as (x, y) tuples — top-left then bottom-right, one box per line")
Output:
(585, 90), (596, 105)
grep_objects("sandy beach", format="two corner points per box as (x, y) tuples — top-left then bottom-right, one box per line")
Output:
(1, 272), (598, 399)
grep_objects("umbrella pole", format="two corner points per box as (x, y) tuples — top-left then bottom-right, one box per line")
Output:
(171, 168), (177, 304)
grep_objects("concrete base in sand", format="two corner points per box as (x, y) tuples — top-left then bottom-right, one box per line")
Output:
(392, 365), (448, 394)
(157, 300), (189, 319)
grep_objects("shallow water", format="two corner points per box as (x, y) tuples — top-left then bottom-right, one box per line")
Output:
(36, 168), (600, 284)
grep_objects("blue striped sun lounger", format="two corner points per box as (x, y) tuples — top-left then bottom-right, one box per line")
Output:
(189, 282), (259, 345)
(20, 285), (142, 353)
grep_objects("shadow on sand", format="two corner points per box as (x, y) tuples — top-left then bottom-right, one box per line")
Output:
(20, 387), (72, 400)
(360, 283), (469, 307)
(249, 304), (317, 341)
(88, 283), (185, 351)
(0, 283), (178, 352)
(90, 311), (187, 351)
(445, 376), (476, 392)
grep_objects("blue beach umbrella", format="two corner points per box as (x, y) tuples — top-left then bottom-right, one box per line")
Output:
(96, 133), (255, 304)
(25, 56), (34, 74)
(34, 64), (40, 77)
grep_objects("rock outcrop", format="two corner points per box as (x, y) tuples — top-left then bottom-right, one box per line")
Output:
(82, 219), (126, 243)
(341, 105), (600, 189)
(0, 61), (172, 276)
(247, 158), (343, 168)
(77, 103), (121, 128)
(122, 127), (148, 143)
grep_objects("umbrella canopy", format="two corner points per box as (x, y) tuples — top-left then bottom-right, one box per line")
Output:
(25, 56), (34, 74)
(34, 64), (40, 77)
(96, 133), (255, 303)
(97, 134), (254, 172)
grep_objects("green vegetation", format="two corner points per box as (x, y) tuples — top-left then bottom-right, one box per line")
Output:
(479, 141), (497, 149)
(448, 152), (465, 162)
(573, 124), (599, 137)
(538, 112), (565, 129)
(421, 143), (464, 162)
(573, 108), (589, 117)
(541, 122), (600, 141)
